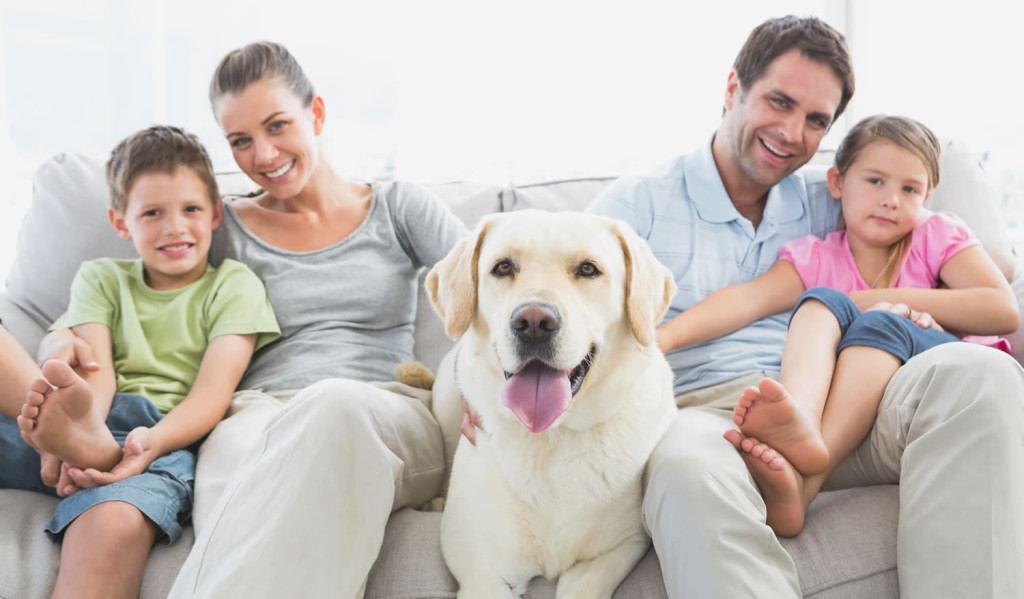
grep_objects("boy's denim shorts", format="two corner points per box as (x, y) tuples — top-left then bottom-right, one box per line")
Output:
(0, 393), (195, 544)
(796, 286), (960, 363)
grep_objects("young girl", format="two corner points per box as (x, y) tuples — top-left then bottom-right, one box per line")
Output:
(656, 115), (1019, 536)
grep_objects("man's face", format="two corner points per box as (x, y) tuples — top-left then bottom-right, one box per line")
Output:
(718, 49), (843, 190)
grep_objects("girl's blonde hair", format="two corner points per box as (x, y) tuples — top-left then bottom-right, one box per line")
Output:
(833, 115), (941, 288)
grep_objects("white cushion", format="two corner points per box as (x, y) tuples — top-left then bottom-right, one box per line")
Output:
(5, 154), (135, 338)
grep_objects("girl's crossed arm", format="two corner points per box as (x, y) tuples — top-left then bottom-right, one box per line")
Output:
(849, 245), (1019, 336)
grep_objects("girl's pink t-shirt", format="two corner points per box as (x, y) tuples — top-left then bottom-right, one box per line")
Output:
(779, 211), (1009, 352)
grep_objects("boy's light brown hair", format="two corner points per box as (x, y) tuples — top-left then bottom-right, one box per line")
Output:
(106, 125), (219, 213)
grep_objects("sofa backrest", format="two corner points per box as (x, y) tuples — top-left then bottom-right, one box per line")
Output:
(3, 142), (1020, 372)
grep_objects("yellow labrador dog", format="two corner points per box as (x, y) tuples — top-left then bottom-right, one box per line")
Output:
(427, 210), (677, 599)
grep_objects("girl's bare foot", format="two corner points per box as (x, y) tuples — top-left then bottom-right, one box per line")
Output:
(732, 377), (828, 475)
(724, 429), (807, 537)
(17, 360), (121, 472)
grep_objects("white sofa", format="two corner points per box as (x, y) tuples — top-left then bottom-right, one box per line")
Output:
(2, 143), (1022, 598)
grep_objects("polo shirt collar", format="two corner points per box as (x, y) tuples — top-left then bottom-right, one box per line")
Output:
(685, 135), (806, 225)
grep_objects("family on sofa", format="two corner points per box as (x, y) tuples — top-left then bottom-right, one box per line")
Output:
(1, 13), (1022, 599)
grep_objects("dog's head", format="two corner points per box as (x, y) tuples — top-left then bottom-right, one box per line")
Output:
(427, 210), (675, 433)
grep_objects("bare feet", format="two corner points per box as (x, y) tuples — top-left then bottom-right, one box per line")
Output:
(17, 360), (121, 472)
(732, 378), (828, 475)
(724, 429), (807, 537)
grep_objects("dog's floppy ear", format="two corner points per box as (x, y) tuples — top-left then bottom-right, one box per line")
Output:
(426, 219), (491, 339)
(612, 220), (676, 346)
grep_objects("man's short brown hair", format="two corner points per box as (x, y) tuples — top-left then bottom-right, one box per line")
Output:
(106, 125), (219, 213)
(733, 15), (855, 123)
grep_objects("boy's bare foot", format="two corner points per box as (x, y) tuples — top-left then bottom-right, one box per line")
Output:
(17, 360), (121, 472)
(732, 378), (828, 475)
(724, 429), (807, 537)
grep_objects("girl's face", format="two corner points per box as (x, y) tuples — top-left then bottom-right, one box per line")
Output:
(214, 78), (325, 202)
(827, 141), (931, 250)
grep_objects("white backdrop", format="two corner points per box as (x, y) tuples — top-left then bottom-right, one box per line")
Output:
(1, 0), (1022, 289)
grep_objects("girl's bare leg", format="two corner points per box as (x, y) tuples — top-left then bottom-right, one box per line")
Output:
(52, 501), (159, 599)
(733, 299), (839, 475)
(0, 327), (39, 420)
(800, 345), (902, 510)
(727, 346), (900, 537)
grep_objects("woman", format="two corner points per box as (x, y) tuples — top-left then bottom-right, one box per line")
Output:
(49, 41), (467, 598)
(178, 41), (467, 597)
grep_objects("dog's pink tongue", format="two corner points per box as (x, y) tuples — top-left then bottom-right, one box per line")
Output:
(501, 361), (571, 433)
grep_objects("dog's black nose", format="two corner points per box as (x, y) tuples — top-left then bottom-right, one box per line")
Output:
(510, 302), (561, 343)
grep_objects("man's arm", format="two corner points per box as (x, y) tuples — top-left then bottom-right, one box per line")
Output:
(657, 260), (806, 352)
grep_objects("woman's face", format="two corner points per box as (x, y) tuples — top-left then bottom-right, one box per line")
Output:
(214, 78), (325, 201)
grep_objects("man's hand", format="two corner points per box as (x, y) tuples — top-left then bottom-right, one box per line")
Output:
(461, 397), (483, 446)
(36, 329), (100, 371)
(66, 426), (158, 489)
(867, 302), (944, 331)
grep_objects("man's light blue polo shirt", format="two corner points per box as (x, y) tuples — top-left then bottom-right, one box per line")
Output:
(587, 138), (840, 395)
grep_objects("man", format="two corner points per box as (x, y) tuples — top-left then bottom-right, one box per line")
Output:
(587, 15), (1024, 598)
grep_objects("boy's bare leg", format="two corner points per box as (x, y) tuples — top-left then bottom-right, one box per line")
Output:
(17, 360), (121, 472)
(0, 327), (40, 420)
(0, 328), (66, 485)
(53, 501), (159, 599)
(723, 429), (807, 537)
(799, 346), (902, 507)
(733, 300), (840, 475)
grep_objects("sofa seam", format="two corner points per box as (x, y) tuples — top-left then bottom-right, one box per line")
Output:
(801, 563), (897, 595)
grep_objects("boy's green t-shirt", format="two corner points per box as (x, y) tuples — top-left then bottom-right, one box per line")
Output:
(51, 258), (280, 413)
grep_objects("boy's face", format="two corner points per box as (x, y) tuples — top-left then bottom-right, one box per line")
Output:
(109, 166), (222, 291)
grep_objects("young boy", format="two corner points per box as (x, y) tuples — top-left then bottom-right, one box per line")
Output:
(8, 125), (279, 598)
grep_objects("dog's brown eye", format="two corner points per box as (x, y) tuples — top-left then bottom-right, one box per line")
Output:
(492, 260), (514, 277)
(575, 261), (601, 278)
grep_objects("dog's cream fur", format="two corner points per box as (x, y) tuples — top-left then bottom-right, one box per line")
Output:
(427, 210), (677, 599)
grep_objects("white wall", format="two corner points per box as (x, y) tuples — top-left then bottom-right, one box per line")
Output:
(1, 0), (1021, 289)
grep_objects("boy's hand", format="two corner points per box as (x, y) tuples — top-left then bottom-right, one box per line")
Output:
(66, 426), (159, 489)
(38, 451), (82, 497)
(36, 329), (101, 371)
(56, 462), (83, 497)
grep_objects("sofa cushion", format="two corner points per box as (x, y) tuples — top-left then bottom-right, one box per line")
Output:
(359, 486), (899, 598)
(0, 490), (193, 599)
(928, 140), (1015, 279)
(5, 154), (135, 344)
(503, 177), (616, 213)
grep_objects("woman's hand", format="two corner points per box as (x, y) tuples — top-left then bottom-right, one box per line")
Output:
(65, 426), (159, 489)
(867, 302), (944, 331)
(461, 397), (483, 446)
(36, 329), (101, 371)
